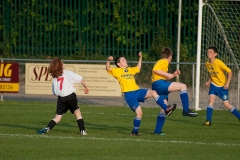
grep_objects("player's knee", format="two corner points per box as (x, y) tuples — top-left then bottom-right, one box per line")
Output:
(150, 90), (158, 96)
(182, 84), (187, 90)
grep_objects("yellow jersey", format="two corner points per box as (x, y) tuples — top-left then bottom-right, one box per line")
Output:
(206, 58), (231, 86)
(107, 66), (140, 92)
(151, 59), (169, 83)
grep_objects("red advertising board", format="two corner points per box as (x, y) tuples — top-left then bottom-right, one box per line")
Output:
(0, 63), (19, 93)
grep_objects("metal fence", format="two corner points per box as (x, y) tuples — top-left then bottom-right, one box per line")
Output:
(1, 58), (239, 110)
(1, 0), (198, 59)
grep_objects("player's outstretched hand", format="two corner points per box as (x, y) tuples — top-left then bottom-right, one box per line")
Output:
(84, 88), (89, 94)
(173, 70), (181, 76)
(138, 52), (142, 57)
(108, 56), (113, 61)
(176, 70), (181, 75)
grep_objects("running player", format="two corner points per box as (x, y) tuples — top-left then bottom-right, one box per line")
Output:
(203, 46), (240, 126)
(38, 57), (89, 135)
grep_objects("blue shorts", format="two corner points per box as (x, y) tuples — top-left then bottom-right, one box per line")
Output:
(208, 83), (228, 101)
(152, 80), (172, 100)
(124, 89), (148, 112)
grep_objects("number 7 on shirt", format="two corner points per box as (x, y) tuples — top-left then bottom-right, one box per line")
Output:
(57, 77), (64, 90)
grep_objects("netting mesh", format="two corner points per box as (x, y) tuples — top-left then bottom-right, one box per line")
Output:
(200, 0), (240, 108)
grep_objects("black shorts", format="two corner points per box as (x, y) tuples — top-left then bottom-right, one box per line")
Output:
(56, 93), (79, 115)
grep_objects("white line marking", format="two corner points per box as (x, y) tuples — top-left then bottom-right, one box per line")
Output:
(1, 133), (240, 146)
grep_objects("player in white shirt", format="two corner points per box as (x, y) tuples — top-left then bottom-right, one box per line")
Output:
(38, 57), (89, 135)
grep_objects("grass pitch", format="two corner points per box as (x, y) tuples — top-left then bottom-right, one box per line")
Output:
(0, 101), (240, 160)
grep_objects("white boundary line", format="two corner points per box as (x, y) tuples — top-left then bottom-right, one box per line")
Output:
(1, 133), (240, 146)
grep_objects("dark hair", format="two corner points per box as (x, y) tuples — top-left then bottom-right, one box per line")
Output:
(114, 55), (125, 68)
(207, 46), (218, 53)
(161, 47), (173, 58)
(48, 57), (63, 78)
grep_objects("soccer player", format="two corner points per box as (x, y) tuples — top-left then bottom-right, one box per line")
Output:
(106, 52), (176, 136)
(38, 57), (89, 135)
(151, 47), (198, 134)
(203, 46), (240, 126)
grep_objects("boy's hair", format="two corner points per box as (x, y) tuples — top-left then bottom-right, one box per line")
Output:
(48, 57), (63, 78)
(161, 47), (173, 58)
(114, 55), (125, 68)
(207, 46), (218, 53)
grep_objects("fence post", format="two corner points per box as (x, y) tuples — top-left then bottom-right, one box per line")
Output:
(195, 0), (204, 111)
(176, 0), (182, 82)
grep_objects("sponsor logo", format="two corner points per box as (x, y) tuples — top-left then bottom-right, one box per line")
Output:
(27, 65), (52, 83)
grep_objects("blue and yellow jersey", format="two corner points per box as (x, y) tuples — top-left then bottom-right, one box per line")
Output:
(107, 66), (140, 92)
(206, 58), (231, 86)
(151, 59), (169, 83)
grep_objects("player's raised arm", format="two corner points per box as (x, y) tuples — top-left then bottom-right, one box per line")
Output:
(137, 52), (142, 70)
(106, 56), (113, 71)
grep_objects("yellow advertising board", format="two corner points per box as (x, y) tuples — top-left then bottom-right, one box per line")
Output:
(25, 63), (121, 96)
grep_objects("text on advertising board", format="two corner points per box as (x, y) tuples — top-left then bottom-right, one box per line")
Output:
(0, 63), (19, 93)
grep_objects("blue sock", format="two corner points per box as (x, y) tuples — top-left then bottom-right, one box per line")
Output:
(154, 113), (166, 134)
(206, 106), (213, 121)
(132, 117), (141, 133)
(180, 90), (189, 112)
(155, 96), (168, 111)
(230, 107), (240, 119)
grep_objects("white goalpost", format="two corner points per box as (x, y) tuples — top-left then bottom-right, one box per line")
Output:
(195, 0), (240, 110)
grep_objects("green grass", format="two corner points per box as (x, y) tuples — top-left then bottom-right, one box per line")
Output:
(0, 101), (240, 160)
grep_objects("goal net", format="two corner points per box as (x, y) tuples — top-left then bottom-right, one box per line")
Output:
(198, 0), (240, 109)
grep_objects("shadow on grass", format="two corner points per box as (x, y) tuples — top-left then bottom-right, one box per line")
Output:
(0, 121), (132, 135)
(0, 123), (40, 130)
